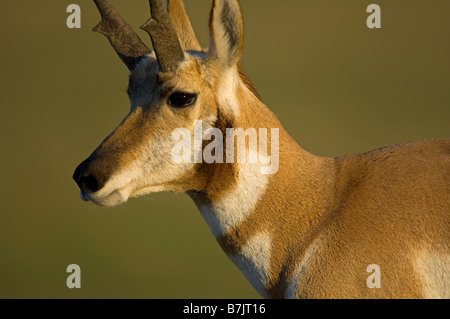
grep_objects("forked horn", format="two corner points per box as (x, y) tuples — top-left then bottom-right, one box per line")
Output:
(141, 0), (185, 72)
(93, 0), (151, 70)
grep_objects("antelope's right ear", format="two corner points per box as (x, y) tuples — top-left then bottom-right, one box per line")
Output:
(207, 0), (244, 68)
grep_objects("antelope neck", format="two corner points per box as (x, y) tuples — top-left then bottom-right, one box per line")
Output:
(188, 110), (337, 298)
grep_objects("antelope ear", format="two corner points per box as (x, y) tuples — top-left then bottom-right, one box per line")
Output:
(207, 0), (244, 68)
(168, 0), (201, 51)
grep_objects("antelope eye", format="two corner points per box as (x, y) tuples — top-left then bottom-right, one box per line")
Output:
(168, 92), (197, 108)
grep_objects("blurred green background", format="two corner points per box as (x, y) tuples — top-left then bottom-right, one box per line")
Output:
(0, 0), (449, 298)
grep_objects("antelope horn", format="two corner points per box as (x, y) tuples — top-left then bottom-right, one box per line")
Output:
(141, 0), (185, 72)
(93, 0), (151, 70)
(168, 0), (202, 51)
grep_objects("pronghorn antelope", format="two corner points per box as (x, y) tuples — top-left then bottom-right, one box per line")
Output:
(73, 0), (450, 298)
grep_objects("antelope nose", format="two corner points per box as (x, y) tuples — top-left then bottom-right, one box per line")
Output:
(73, 160), (105, 194)
(75, 174), (100, 193)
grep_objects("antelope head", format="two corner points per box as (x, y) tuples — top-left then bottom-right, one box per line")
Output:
(73, 0), (252, 207)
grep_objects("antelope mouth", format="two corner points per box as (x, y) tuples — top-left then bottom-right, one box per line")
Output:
(78, 173), (138, 207)
(81, 183), (176, 207)
(80, 190), (90, 202)
(80, 186), (131, 208)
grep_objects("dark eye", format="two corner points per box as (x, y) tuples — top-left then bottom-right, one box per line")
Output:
(168, 92), (197, 108)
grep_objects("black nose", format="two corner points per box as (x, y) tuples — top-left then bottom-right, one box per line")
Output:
(75, 174), (100, 193)
(73, 159), (105, 194)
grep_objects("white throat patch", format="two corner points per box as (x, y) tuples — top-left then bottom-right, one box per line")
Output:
(229, 232), (272, 299)
(198, 151), (269, 238)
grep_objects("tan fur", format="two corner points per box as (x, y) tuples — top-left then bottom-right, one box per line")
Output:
(75, 0), (450, 298)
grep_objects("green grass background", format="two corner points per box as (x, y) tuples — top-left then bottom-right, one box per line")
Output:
(0, 0), (448, 298)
